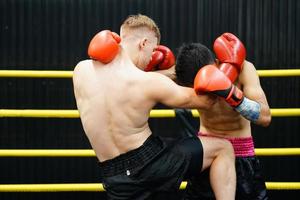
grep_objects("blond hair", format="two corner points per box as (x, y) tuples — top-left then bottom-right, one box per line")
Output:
(121, 14), (161, 43)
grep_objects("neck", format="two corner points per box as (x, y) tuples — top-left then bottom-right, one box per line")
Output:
(120, 43), (142, 69)
(113, 47), (138, 70)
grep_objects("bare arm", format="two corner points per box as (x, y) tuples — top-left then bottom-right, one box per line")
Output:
(239, 61), (271, 127)
(155, 65), (177, 81)
(145, 72), (215, 110)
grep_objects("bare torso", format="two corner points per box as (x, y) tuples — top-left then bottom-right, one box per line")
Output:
(199, 97), (251, 138)
(197, 60), (271, 138)
(198, 76), (251, 138)
(73, 51), (155, 161)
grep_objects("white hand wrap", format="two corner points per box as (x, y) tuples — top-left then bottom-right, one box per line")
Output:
(235, 97), (261, 122)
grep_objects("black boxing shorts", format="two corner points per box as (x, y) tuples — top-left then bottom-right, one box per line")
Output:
(99, 134), (203, 200)
(184, 156), (268, 200)
(184, 133), (268, 200)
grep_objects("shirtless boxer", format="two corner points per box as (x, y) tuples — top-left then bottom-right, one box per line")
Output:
(73, 14), (236, 200)
(174, 34), (271, 199)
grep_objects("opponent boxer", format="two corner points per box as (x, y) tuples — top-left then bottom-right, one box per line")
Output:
(73, 14), (236, 200)
(174, 33), (271, 200)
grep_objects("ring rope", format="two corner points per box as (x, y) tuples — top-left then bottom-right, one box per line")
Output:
(0, 70), (73, 78)
(0, 109), (79, 118)
(0, 69), (300, 78)
(0, 108), (299, 118)
(255, 148), (300, 156)
(1, 70), (299, 193)
(257, 69), (300, 77)
(0, 182), (299, 192)
(0, 148), (299, 157)
(180, 182), (300, 190)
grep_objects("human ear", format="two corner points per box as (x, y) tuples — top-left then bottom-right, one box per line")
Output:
(139, 38), (147, 50)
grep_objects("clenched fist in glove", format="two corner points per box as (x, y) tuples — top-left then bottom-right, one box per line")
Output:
(194, 65), (261, 122)
(213, 33), (246, 82)
(88, 30), (121, 64)
(144, 45), (175, 71)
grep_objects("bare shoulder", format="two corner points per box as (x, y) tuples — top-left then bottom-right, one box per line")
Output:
(241, 60), (257, 75)
(141, 71), (174, 95)
(73, 60), (95, 81)
(73, 60), (91, 73)
(145, 71), (176, 86)
(73, 60), (93, 87)
(239, 60), (259, 85)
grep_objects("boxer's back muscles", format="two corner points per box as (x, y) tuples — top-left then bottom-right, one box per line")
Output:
(73, 57), (152, 161)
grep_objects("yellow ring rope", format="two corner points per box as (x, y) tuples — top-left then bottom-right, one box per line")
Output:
(0, 108), (299, 118)
(0, 182), (299, 192)
(0, 183), (103, 192)
(257, 69), (300, 77)
(0, 148), (299, 157)
(0, 69), (300, 78)
(179, 182), (300, 190)
(0, 69), (299, 193)
(0, 149), (96, 157)
(255, 148), (300, 156)
(0, 109), (79, 118)
(0, 70), (73, 78)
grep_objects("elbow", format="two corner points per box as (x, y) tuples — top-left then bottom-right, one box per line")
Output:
(259, 114), (272, 127)
(256, 104), (272, 127)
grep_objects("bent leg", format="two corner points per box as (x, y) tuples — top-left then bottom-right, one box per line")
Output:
(184, 168), (215, 200)
(200, 136), (236, 200)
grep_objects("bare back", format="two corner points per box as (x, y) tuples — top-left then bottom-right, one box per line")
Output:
(73, 52), (155, 161)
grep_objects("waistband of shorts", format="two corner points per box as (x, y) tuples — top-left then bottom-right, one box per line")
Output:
(198, 132), (255, 157)
(99, 134), (164, 177)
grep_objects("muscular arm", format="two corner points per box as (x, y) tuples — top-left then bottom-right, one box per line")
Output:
(155, 65), (177, 81)
(239, 61), (271, 127)
(146, 72), (215, 110)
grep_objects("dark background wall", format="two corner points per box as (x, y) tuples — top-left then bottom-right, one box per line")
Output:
(0, 0), (299, 199)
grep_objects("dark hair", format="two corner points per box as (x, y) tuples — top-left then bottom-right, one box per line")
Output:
(175, 43), (215, 87)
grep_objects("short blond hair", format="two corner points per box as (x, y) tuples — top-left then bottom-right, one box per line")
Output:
(121, 14), (161, 43)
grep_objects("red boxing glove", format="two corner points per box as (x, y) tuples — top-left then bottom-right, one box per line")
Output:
(144, 51), (164, 71)
(88, 30), (121, 64)
(194, 65), (244, 107)
(213, 33), (246, 82)
(144, 45), (175, 71)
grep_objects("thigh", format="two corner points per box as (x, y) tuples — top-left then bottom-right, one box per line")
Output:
(199, 136), (232, 171)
